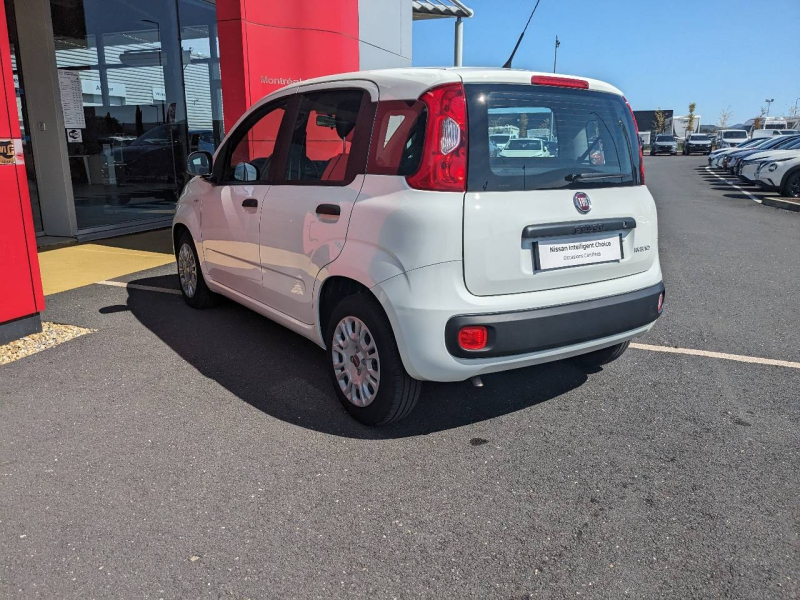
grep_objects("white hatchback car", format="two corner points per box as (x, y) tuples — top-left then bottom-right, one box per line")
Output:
(174, 68), (665, 425)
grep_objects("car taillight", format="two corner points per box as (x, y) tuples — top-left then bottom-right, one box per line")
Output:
(623, 97), (645, 185)
(458, 326), (488, 351)
(531, 75), (589, 89)
(406, 83), (468, 192)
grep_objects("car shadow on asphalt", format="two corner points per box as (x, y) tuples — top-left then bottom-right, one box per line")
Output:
(119, 274), (589, 439)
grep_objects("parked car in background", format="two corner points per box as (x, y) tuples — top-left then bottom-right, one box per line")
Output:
(489, 133), (513, 151)
(497, 137), (549, 158)
(755, 154), (800, 197)
(683, 133), (712, 155)
(175, 67), (663, 425)
(650, 134), (677, 155)
(708, 137), (767, 167)
(714, 129), (748, 149)
(737, 137), (800, 183)
(751, 128), (799, 141)
(722, 135), (793, 171)
(728, 135), (800, 177)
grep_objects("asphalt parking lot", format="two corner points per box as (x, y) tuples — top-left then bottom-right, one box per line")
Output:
(2, 156), (798, 599)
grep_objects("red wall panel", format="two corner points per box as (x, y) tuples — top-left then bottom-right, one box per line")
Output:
(217, 0), (360, 132)
(0, 0), (44, 325)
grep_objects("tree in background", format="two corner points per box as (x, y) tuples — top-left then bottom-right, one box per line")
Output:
(788, 101), (800, 119)
(753, 106), (767, 131)
(718, 105), (733, 129)
(652, 108), (666, 134)
(519, 113), (528, 137)
(685, 102), (697, 137)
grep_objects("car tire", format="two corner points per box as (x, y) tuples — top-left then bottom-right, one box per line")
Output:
(176, 231), (219, 309)
(781, 170), (800, 198)
(572, 341), (630, 369)
(326, 294), (422, 426)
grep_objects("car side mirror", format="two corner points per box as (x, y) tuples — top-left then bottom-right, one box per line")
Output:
(187, 151), (213, 176)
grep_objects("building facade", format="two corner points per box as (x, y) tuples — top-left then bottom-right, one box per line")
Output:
(4, 0), (412, 242)
(0, 0), (471, 342)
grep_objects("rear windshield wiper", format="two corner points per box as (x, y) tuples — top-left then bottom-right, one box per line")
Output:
(565, 172), (627, 182)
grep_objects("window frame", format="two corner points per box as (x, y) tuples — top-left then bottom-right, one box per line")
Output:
(276, 87), (375, 188)
(213, 97), (293, 185)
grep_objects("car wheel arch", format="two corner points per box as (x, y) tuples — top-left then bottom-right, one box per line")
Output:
(316, 276), (378, 348)
(780, 165), (800, 192)
(172, 223), (190, 256)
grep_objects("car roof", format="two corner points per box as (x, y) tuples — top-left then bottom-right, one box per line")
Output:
(278, 67), (625, 101)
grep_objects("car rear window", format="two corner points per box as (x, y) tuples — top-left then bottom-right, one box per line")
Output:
(724, 131), (747, 139)
(465, 84), (641, 192)
(656, 135), (674, 142)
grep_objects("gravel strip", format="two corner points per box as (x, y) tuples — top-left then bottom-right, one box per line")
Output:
(0, 322), (94, 365)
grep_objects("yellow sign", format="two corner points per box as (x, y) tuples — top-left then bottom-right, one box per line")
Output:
(0, 140), (14, 165)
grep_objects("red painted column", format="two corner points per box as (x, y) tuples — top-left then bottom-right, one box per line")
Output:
(0, 0), (44, 344)
(216, 0), (360, 131)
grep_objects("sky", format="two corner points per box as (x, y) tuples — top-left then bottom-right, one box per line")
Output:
(412, 0), (800, 126)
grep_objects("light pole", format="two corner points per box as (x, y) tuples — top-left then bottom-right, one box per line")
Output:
(765, 98), (774, 117)
(553, 35), (560, 73)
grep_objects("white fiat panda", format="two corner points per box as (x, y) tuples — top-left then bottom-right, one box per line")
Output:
(174, 68), (664, 426)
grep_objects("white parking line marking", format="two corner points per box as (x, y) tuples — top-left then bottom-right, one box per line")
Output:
(705, 166), (762, 204)
(96, 280), (182, 295)
(631, 342), (800, 370)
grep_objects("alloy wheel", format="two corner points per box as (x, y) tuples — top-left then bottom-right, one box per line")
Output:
(177, 242), (198, 298)
(788, 174), (800, 198)
(332, 316), (381, 407)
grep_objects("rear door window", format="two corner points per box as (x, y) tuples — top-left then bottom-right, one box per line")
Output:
(466, 84), (641, 192)
(284, 89), (367, 185)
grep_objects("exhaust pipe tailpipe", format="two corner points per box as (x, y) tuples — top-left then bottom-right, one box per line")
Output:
(470, 376), (484, 388)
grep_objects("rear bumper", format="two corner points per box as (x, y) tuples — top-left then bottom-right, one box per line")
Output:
(444, 282), (664, 359)
(373, 259), (664, 382)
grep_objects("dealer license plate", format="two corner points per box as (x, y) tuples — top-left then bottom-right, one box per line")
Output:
(535, 232), (622, 271)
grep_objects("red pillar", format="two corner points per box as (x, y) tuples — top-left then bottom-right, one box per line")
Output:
(216, 0), (360, 131)
(0, 0), (45, 344)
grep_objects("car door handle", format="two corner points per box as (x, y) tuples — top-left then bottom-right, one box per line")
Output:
(242, 198), (258, 208)
(316, 204), (340, 217)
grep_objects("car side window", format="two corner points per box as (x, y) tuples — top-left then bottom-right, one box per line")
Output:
(224, 102), (287, 183)
(284, 89), (366, 185)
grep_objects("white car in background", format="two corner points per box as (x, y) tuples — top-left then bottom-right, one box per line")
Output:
(174, 67), (663, 426)
(737, 137), (800, 182)
(708, 138), (766, 168)
(755, 154), (800, 197)
(498, 137), (549, 157)
(714, 129), (748, 149)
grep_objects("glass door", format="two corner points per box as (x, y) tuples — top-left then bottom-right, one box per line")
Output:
(49, 0), (189, 232)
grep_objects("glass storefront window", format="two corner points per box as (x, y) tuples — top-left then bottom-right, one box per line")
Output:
(179, 0), (225, 152)
(49, 0), (222, 233)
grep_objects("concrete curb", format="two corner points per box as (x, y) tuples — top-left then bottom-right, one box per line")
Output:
(762, 197), (800, 212)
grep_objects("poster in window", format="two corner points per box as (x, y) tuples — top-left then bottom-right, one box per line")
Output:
(57, 69), (86, 129)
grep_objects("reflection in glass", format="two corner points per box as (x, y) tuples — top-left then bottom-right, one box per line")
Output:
(49, 0), (221, 232)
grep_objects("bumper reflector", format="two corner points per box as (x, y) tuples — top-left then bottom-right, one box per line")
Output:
(458, 326), (488, 351)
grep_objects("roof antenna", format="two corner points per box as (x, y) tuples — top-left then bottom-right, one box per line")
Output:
(502, 0), (542, 69)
